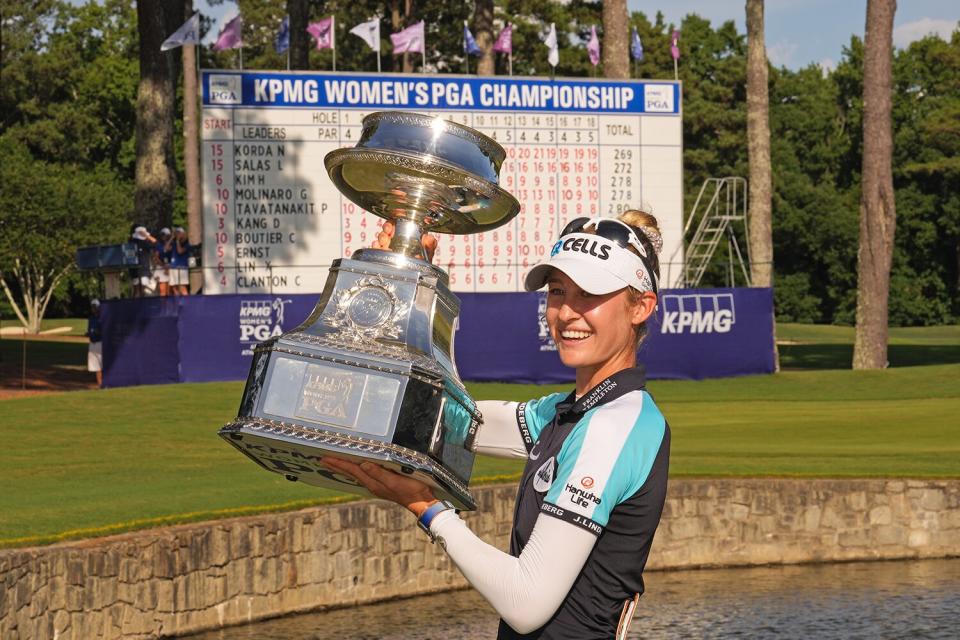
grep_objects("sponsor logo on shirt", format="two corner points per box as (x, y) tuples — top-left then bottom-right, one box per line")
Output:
(580, 476), (594, 488)
(565, 483), (601, 508)
(533, 456), (555, 493)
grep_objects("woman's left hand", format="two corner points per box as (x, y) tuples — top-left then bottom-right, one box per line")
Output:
(322, 457), (438, 517)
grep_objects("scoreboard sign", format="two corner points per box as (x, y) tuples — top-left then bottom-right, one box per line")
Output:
(201, 71), (682, 294)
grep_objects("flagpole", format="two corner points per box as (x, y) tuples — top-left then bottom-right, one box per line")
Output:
(509, 52), (513, 76)
(673, 58), (677, 81)
(332, 16), (336, 71)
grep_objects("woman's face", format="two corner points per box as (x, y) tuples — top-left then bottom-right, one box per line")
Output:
(545, 270), (652, 378)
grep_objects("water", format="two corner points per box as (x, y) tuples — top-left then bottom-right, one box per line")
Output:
(184, 558), (960, 639)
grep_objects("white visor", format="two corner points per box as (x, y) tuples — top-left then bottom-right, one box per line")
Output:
(524, 233), (656, 295)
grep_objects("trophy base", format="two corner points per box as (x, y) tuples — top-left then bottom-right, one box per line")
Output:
(219, 416), (477, 511)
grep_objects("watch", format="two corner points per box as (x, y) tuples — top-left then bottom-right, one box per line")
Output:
(416, 500), (456, 543)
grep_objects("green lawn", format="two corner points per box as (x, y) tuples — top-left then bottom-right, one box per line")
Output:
(2, 363), (958, 548)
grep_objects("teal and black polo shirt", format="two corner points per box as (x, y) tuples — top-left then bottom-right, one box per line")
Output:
(498, 366), (671, 640)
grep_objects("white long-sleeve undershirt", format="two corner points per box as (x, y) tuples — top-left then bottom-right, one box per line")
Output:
(431, 509), (596, 634)
(419, 399), (597, 634)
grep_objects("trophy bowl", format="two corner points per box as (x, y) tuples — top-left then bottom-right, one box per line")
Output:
(218, 112), (520, 510)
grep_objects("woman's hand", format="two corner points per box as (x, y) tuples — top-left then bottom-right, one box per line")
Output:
(322, 457), (438, 517)
(373, 221), (438, 263)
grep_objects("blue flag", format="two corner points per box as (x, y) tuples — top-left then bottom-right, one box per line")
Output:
(275, 16), (290, 54)
(463, 22), (481, 56)
(631, 26), (644, 61)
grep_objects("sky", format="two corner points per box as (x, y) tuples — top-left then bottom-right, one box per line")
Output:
(193, 1), (958, 71)
(628, 0), (958, 71)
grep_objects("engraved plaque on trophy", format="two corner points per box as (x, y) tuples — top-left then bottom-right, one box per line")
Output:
(218, 112), (521, 510)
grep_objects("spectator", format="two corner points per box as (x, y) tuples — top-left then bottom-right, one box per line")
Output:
(153, 227), (173, 297)
(170, 226), (190, 296)
(130, 225), (157, 297)
(87, 299), (103, 387)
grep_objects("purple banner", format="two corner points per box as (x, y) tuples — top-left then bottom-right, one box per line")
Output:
(100, 288), (774, 388)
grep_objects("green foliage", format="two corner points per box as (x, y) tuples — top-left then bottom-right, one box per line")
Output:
(1, 0), (957, 324)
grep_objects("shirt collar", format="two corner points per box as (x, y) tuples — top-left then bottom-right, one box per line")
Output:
(555, 365), (648, 419)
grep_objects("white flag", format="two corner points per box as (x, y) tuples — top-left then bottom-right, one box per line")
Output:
(161, 12), (200, 51)
(350, 17), (381, 52)
(545, 23), (559, 67)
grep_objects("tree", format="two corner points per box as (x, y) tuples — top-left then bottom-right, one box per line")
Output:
(853, 0), (897, 368)
(601, 0), (628, 79)
(745, 0), (773, 288)
(0, 138), (130, 332)
(288, 0), (309, 70)
(475, 0), (495, 75)
(134, 0), (183, 232)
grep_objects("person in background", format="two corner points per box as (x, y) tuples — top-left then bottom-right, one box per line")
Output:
(169, 226), (190, 296)
(130, 225), (157, 297)
(153, 228), (173, 297)
(87, 299), (103, 387)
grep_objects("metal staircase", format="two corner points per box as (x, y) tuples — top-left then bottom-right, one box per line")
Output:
(670, 177), (751, 288)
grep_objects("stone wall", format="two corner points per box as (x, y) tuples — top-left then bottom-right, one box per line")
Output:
(2, 478), (957, 639)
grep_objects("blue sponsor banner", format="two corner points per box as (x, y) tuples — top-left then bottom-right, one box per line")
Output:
(101, 288), (773, 389)
(202, 71), (680, 114)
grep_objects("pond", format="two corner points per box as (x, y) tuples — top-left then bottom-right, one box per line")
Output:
(183, 558), (960, 639)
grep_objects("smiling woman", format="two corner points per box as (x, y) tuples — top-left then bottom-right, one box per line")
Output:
(326, 210), (671, 640)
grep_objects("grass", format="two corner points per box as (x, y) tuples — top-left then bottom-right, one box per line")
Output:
(777, 323), (960, 369)
(2, 362), (958, 548)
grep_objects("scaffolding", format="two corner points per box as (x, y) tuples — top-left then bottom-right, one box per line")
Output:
(669, 176), (752, 288)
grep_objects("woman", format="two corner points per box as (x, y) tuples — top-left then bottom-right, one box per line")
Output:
(324, 210), (671, 639)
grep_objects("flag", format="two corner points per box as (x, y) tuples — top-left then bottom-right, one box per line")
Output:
(493, 23), (512, 54)
(587, 25), (600, 66)
(307, 16), (334, 50)
(274, 16), (289, 54)
(463, 22), (481, 56)
(671, 30), (680, 61)
(160, 12), (200, 51)
(545, 23), (559, 67)
(213, 15), (242, 51)
(391, 20), (424, 54)
(350, 18), (381, 52)
(631, 26), (644, 61)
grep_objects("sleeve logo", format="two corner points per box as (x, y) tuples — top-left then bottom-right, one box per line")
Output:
(533, 456), (555, 493)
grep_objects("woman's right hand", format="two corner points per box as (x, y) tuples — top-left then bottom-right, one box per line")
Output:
(373, 221), (438, 263)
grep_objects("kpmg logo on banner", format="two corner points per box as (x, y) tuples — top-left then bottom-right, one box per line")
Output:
(239, 298), (291, 355)
(659, 293), (735, 334)
(209, 75), (242, 104)
(537, 293), (557, 352)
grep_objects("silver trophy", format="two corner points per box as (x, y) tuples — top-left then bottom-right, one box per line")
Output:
(219, 112), (520, 510)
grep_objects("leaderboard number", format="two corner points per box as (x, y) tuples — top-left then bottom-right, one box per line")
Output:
(210, 142), (229, 286)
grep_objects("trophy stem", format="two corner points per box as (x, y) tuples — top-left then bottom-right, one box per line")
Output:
(388, 217), (427, 260)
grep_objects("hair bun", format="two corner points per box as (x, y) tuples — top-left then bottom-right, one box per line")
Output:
(618, 209), (663, 256)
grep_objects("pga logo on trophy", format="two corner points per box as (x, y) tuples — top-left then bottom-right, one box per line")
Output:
(219, 112), (520, 510)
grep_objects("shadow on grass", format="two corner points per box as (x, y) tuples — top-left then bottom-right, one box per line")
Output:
(1, 339), (87, 369)
(780, 343), (960, 370)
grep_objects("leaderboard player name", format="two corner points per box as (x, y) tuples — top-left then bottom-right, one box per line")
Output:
(252, 77), (638, 111)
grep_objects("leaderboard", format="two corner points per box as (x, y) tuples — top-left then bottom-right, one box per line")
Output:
(201, 71), (682, 294)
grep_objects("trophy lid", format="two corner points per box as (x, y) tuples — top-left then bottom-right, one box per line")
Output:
(325, 111), (520, 235)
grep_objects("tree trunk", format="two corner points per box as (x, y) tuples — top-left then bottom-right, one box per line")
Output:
(135, 0), (180, 233)
(745, 0), (779, 371)
(403, 0), (414, 73)
(853, 0), (897, 370)
(474, 0), (494, 76)
(288, 0), (309, 70)
(602, 0), (629, 79)
(746, 0), (773, 288)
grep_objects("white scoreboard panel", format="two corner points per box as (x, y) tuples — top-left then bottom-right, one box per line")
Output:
(201, 71), (682, 294)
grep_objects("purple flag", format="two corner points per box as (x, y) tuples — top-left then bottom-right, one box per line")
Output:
(493, 23), (512, 54)
(587, 25), (600, 66)
(391, 20), (424, 54)
(671, 30), (680, 61)
(213, 15), (242, 51)
(307, 16), (334, 50)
